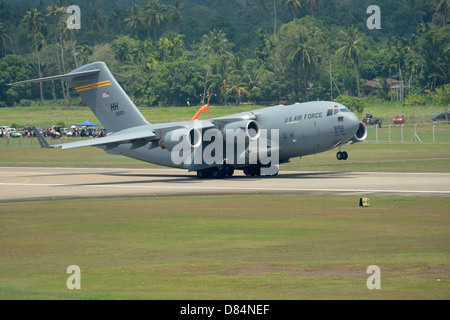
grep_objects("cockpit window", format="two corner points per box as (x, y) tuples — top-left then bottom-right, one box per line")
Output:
(327, 108), (342, 116)
(340, 108), (350, 112)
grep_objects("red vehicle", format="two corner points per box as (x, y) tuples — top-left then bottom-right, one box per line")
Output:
(393, 114), (405, 124)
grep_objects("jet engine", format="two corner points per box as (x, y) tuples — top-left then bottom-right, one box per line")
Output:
(222, 120), (261, 140)
(350, 121), (368, 143)
(159, 127), (202, 151)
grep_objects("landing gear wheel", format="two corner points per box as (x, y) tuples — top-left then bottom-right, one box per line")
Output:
(336, 151), (349, 161)
(342, 151), (348, 160)
(243, 165), (261, 176)
(212, 168), (226, 179)
(197, 170), (206, 179)
(197, 169), (212, 179)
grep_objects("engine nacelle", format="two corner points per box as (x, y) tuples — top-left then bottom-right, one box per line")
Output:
(350, 121), (368, 143)
(222, 120), (261, 140)
(159, 127), (202, 151)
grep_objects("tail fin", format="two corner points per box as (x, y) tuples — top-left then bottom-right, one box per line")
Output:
(10, 61), (149, 132)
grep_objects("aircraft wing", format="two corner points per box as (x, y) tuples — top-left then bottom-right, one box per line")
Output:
(33, 126), (156, 150)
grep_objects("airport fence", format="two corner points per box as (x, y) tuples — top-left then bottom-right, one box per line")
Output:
(365, 122), (450, 144)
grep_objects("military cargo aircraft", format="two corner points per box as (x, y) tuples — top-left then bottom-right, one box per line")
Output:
(9, 61), (367, 178)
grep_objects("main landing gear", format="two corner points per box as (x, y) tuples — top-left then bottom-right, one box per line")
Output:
(196, 164), (279, 179)
(197, 166), (234, 179)
(336, 147), (348, 161)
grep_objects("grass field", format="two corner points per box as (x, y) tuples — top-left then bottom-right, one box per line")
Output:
(0, 195), (449, 299)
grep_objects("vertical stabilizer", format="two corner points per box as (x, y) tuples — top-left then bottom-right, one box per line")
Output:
(10, 61), (149, 132)
(70, 62), (149, 132)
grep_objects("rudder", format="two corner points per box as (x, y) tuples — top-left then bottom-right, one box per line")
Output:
(69, 62), (149, 132)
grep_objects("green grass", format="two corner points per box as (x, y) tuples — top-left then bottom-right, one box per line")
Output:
(0, 195), (448, 299)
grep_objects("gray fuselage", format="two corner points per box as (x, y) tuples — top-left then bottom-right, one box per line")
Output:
(106, 101), (361, 169)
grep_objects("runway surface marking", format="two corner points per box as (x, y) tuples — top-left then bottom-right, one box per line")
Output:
(1, 167), (449, 201)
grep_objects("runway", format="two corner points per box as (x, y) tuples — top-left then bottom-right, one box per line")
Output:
(1, 167), (450, 202)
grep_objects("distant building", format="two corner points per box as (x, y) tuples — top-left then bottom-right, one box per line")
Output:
(364, 78), (405, 101)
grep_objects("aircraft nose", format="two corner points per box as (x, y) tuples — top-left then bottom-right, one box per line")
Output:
(347, 112), (360, 134)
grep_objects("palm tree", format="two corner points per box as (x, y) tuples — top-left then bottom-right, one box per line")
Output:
(110, 8), (127, 36)
(285, 0), (301, 18)
(305, 0), (322, 17)
(256, 0), (270, 25)
(22, 8), (45, 104)
(337, 26), (366, 97)
(227, 85), (250, 105)
(46, 4), (67, 102)
(289, 42), (316, 91)
(145, 0), (166, 43)
(170, 0), (184, 34)
(273, 0), (279, 39)
(0, 22), (10, 57)
(125, 4), (143, 38)
(432, 0), (449, 27)
(200, 29), (234, 104)
(86, 5), (105, 45)
(415, 27), (449, 90)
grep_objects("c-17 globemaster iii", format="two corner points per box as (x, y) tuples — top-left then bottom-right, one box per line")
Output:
(9, 61), (367, 178)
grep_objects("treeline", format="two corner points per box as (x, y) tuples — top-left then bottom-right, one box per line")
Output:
(0, 0), (449, 108)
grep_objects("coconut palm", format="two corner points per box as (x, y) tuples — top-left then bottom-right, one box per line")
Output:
(110, 8), (127, 37)
(170, 0), (184, 34)
(337, 26), (366, 97)
(125, 4), (143, 38)
(144, 0), (167, 43)
(22, 8), (45, 104)
(227, 85), (250, 105)
(285, 0), (301, 18)
(273, 0), (279, 39)
(46, 5), (67, 101)
(200, 29), (234, 103)
(289, 42), (315, 90)
(0, 22), (10, 57)
(305, 0), (322, 17)
(432, 0), (449, 27)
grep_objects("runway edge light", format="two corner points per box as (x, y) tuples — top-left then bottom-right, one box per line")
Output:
(359, 198), (370, 207)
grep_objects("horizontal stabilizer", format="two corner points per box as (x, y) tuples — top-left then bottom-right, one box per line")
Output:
(32, 127), (56, 149)
(8, 69), (100, 85)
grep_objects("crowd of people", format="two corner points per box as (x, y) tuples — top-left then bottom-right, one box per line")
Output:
(0, 125), (106, 139)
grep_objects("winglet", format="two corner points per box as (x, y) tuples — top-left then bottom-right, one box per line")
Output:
(32, 127), (57, 149)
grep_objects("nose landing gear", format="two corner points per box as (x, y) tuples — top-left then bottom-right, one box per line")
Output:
(336, 146), (348, 161)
